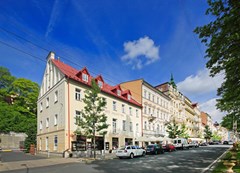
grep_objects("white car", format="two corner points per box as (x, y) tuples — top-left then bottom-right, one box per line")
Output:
(116, 145), (146, 159)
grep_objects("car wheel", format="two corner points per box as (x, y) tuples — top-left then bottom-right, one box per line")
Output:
(130, 153), (134, 159)
(142, 152), (146, 157)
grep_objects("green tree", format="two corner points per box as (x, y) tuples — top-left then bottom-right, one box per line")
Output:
(194, 0), (240, 129)
(179, 124), (189, 139)
(0, 66), (15, 101)
(75, 79), (109, 158)
(166, 119), (181, 139)
(212, 131), (222, 141)
(204, 125), (213, 142)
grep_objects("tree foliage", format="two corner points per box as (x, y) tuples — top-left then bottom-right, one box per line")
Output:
(166, 119), (181, 139)
(194, 0), (240, 129)
(0, 66), (39, 151)
(204, 125), (213, 142)
(179, 124), (190, 139)
(75, 79), (109, 158)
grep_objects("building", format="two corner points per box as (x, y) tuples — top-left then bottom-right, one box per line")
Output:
(37, 52), (142, 154)
(120, 79), (171, 146)
(155, 76), (185, 125)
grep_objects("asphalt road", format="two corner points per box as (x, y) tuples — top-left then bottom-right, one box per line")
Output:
(1, 146), (229, 173)
(0, 151), (45, 162)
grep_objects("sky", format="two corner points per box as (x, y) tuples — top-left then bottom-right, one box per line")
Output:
(0, 0), (225, 122)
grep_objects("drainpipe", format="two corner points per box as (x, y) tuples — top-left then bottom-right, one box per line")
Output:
(67, 78), (71, 150)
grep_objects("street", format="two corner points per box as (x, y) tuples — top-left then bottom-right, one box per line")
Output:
(0, 145), (229, 173)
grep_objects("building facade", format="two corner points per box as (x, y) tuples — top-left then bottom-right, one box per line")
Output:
(120, 79), (171, 146)
(37, 52), (142, 153)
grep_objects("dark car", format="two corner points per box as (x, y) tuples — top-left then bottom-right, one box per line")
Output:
(146, 144), (164, 155)
(223, 141), (229, 145)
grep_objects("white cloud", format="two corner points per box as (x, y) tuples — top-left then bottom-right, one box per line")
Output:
(121, 36), (160, 69)
(45, 0), (66, 38)
(199, 98), (225, 123)
(177, 68), (224, 96)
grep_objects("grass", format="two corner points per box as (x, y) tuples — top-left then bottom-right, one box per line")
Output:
(212, 162), (240, 173)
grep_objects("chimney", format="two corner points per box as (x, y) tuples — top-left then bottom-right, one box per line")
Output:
(46, 51), (55, 61)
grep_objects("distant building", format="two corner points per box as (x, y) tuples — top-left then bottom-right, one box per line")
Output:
(0, 132), (26, 149)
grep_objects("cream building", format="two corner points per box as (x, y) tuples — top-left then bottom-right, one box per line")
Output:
(155, 77), (185, 126)
(120, 79), (171, 146)
(37, 52), (142, 154)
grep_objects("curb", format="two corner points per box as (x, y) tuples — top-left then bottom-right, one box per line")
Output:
(201, 148), (230, 173)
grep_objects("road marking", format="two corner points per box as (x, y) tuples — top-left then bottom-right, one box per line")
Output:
(2, 150), (12, 152)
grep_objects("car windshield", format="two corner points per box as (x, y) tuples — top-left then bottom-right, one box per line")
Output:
(147, 145), (154, 149)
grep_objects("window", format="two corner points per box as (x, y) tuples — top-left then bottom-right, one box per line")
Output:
(75, 88), (81, 101)
(136, 109), (139, 117)
(54, 90), (58, 103)
(117, 90), (121, 96)
(144, 121), (147, 129)
(122, 104), (125, 113)
(112, 119), (117, 133)
(129, 107), (132, 115)
(46, 118), (49, 128)
(123, 120), (126, 131)
(40, 102), (43, 112)
(127, 94), (131, 100)
(46, 97), (49, 108)
(98, 81), (103, 88)
(148, 93), (151, 100)
(54, 114), (58, 126)
(45, 137), (49, 151)
(40, 121), (42, 130)
(144, 106), (147, 114)
(157, 110), (159, 118)
(157, 97), (159, 104)
(113, 101), (117, 111)
(152, 95), (155, 102)
(82, 73), (88, 82)
(39, 138), (42, 150)
(130, 122), (133, 132)
(148, 107), (151, 115)
(144, 90), (147, 98)
(157, 124), (160, 133)
(75, 110), (81, 124)
(54, 135), (58, 151)
(136, 123), (139, 133)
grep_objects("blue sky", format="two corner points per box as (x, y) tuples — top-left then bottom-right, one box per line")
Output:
(0, 0), (225, 122)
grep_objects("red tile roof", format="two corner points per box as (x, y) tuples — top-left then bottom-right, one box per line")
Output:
(52, 59), (141, 107)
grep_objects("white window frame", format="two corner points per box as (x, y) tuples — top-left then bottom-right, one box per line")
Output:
(46, 97), (49, 108)
(82, 73), (88, 82)
(54, 135), (58, 151)
(129, 107), (132, 115)
(117, 90), (121, 96)
(54, 90), (58, 103)
(75, 110), (81, 124)
(113, 101), (117, 111)
(98, 81), (103, 88)
(40, 102), (43, 112)
(112, 118), (117, 133)
(75, 88), (81, 101)
(46, 118), (49, 128)
(127, 94), (131, 100)
(45, 137), (49, 151)
(54, 114), (58, 126)
(40, 121), (42, 130)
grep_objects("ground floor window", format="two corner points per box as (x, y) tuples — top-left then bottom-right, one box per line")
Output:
(112, 137), (119, 149)
(54, 135), (58, 151)
(135, 141), (139, 146)
(125, 138), (133, 145)
(72, 135), (86, 151)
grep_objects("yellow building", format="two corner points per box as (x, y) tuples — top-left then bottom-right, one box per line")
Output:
(121, 79), (171, 146)
(37, 52), (142, 154)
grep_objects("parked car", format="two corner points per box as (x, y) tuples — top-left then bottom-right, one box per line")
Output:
(116, 145), (146, 159)
(173, 138), (189, 150)
(189, 141), (199, 148)
(228, 140), (234, 145)
(164, 144), (176, 152)
(146, 144), (164, 155)
(200, 142), (208, 146)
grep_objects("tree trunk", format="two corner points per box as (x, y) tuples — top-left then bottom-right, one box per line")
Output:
(93, 124), (96, 159)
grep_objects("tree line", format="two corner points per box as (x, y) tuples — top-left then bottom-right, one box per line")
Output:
(0, 66), (39, 151)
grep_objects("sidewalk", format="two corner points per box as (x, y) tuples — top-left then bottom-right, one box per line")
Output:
(0, 153), (116, 172)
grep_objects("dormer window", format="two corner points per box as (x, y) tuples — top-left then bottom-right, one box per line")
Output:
(127, 94), (131, 100)
(117, 90), (121, 96)
(98, 81), (103, 88)
(82, 73), (88, 82)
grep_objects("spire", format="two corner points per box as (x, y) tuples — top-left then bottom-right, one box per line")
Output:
(169, 73), (177, 88)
